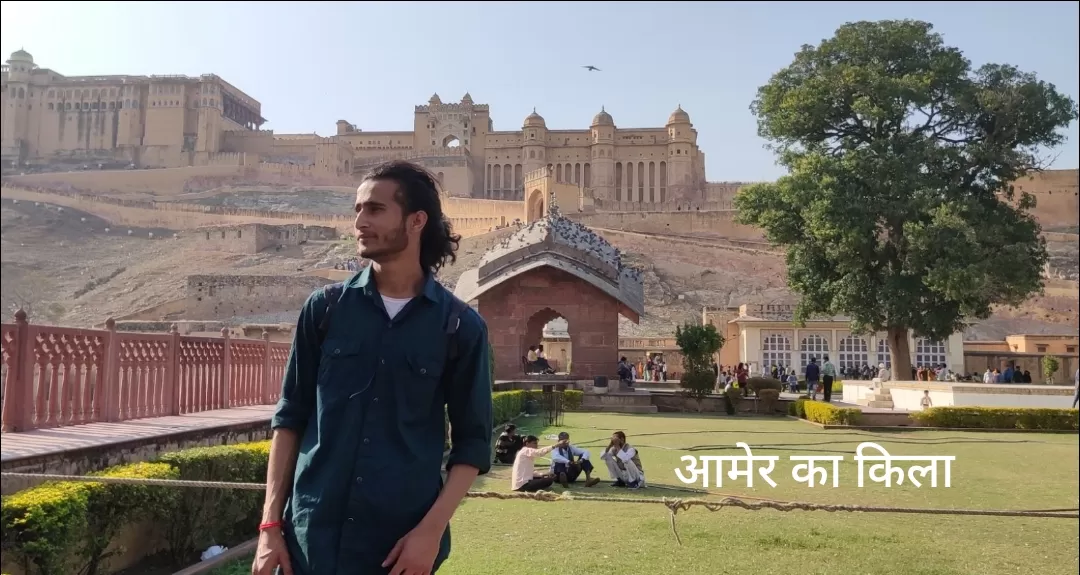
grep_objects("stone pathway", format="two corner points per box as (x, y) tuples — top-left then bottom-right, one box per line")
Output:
(0, 405), (276, 462)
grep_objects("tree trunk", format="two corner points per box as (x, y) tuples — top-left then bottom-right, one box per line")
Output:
(887, 326), (913, 382)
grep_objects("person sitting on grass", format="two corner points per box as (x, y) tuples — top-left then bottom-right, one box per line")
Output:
(494, 424), (524, 465)
(512, 435), (565, 492)
(601, 431), (645, 489)
(549, 431), (601, 488)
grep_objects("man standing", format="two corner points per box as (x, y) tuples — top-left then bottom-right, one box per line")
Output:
(252, 161), (493, 575)
(821, 355), (836, 402)
(805, 358), (821, 400)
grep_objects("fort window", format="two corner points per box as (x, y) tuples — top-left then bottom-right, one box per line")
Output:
(65, 103), (71, 110)
(206, 232), (210, 240)
(237, 230), (242, 239)
(48, 103), (54, 110)
(220, 231), (226, 239)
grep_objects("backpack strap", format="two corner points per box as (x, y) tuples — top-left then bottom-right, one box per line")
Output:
(317, 282), (346, 345)
(444, 296), (469, 363)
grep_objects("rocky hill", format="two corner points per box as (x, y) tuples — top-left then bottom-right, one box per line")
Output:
(2, 188), (1076, 342)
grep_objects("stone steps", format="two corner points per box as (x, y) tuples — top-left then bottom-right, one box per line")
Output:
(859, 389), (895, 409)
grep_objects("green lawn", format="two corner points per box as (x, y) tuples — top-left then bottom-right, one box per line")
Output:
(214, 413), (1079, 575)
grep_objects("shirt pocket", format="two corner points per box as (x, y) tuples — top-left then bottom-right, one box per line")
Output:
(395, 353), (445, 424)
(317, 338), (372, 408)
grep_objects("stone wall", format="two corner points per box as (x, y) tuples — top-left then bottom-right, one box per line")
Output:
(185, 274), (333, 319)
(190, 222), (339, 254)
(571, 210), (764, 240)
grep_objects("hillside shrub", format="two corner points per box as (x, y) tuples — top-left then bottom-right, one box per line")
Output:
(910, 407), (1078, 430)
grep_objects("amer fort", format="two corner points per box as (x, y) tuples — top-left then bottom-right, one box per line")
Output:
(1, 48), (1079, 575)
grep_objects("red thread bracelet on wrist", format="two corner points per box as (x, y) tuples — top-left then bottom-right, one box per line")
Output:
(259, 520), (283, 531)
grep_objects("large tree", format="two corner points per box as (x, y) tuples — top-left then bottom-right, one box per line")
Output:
(735, 20), (1078, 379)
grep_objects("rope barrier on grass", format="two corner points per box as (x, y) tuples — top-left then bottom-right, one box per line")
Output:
(3, 471), (1076, 546)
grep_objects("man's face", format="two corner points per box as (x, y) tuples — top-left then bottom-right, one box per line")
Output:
(525, 439), (538, 449)
(353, 179), (425, 262)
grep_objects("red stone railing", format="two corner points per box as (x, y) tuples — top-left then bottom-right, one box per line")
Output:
(0, 310), (291, 432)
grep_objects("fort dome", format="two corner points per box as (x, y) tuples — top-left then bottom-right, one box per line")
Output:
(428, 93), (442, 105)
(667, 105), (690, 125)
(8, 49), (33, 63)
(591, 106), (614, 127)
(523, 108), (546, 129)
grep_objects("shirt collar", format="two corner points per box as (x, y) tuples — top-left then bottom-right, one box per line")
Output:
(347, 265), (442, 303)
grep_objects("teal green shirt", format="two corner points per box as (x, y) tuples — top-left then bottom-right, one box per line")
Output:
(271, 266), (493, 575)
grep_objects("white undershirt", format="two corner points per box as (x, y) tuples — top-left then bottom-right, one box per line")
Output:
(381, 295), (413, 320)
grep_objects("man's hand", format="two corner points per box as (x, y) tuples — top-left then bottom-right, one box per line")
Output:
(251, 529), (292, 575)
(382, 524), (442, 575)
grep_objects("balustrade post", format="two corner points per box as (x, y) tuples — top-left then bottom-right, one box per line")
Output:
(221, 328), (232, 409)
(166, 324), (181, 415)
(102, 318), (121, 422)
(262, 330), (273, 404)
(2, 310), (32, 432)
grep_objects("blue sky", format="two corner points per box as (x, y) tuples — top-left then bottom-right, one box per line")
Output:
(2, 1), (1077, 181)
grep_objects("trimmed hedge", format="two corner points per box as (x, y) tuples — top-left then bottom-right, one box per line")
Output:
(911, 407), (1079, 430)
(787, 397), (808, 418)
(492, 389), (583, 424)
(801, 400), (862, 425)
(1, 462), (178, 575)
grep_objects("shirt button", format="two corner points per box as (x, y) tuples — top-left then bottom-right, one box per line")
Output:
(356, 476), (363, 484)
(347, 517), (355, 522)
(373, 397), (379, 402)
(420, 368), (427, 375)
(334, 349), (340, 355)
(363, 438), (370, 444)
(380, 358), (386, 365)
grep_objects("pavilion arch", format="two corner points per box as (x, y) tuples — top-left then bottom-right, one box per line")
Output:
(442, 135), (461, 148)
(526, 189), (545, 222)
(523, 307), (573, 374)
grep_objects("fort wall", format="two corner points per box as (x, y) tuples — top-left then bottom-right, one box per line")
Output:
(185, 274), (333, 319)
(0, 186), (515, 238)
(571, 210), (764, 240)
(191, 223), (339, 253)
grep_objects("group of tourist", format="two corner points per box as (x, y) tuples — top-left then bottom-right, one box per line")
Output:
(615, 355), (669, 383)
(524, 345), (556, 374)
(495, 425), (645, 492)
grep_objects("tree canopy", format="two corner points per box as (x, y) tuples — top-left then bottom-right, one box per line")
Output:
(734, 19), (1078, 376)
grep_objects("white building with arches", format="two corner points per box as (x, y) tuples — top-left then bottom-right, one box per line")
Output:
(705, 303), (964, 378)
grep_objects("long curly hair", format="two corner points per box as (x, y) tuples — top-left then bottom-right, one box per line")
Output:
(362, 161), (461, 274)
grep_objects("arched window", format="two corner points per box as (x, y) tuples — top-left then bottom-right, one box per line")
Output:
(915, 338), (946, 368)
(838, 336), (868, 370)
(761, 334), (792, 369)
(800, 335), (829, 371)
(876, 338), (891, 368)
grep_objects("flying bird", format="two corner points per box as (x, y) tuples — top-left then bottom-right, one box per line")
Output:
(582, 65), (601, 72)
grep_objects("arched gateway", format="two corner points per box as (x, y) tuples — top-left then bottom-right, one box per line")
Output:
(454, 195), (644, 379)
